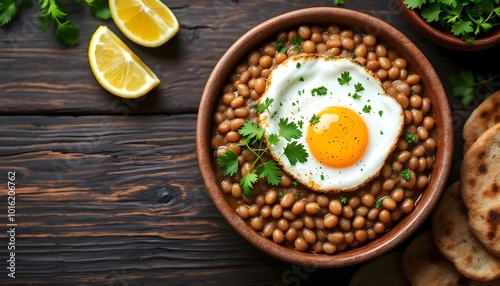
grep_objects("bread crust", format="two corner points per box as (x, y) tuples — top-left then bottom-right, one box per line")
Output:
(463, 90), (500, 154)
(461, 123), (500, 257)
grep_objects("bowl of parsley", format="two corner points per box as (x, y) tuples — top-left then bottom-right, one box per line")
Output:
(398, 0), (500, 51)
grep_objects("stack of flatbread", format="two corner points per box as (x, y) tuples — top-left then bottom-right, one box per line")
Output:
(403, 91), (500, 285)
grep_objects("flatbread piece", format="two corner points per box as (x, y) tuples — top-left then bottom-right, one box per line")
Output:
(463, 90), (500, 154)
(433, 181), (500, 281)
(461, 122), (500, 256)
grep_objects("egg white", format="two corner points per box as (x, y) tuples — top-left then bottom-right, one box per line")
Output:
(257, 55), (404, 193)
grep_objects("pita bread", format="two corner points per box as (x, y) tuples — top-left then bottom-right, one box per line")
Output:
(432, 181), (500, 281)
(463, 90), (500, 154)
(348, 252), (410, 286)
(461, 122), (500, 256)
(401, 230), (462, 286)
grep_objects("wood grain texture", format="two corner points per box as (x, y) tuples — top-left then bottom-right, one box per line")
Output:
(0, 0), (499, 284)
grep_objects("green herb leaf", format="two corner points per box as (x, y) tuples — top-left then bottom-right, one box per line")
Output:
(378, 110), (383, 117)
(238, 122), (265, 144)
(254, 98), (274, 114)
(354, 82), (365, 92)
(374, 199), (383, 208)
(311, 86), (328, 96)
(296, 62), (301, 68)
(283, 141), (308, 166)
(217, 150), (239, 177)
(56, 22), (80, 46)
(85, 0), (111, 21)
(275, 40), (287, 54)
(299, 76), (304, 82)
(292, 35), (303, 51)
(267, 133), (280, 146)
(337, 71), (352, 85)
(256, 161), (281, 186)
(0, 0), (17, 26)
(449, 70), (476, 106)
(278, 118), (301, 141)
(339, 196), (349, 205)
(333, 0), (345, 6)
(362, 105), (372, 113)
(405, 132), (417, 144)
(421, 2), (442, 23)
(403, 0), (426, 9)
(352, 93), (361, 100)
(240, 173), (258, 198)
(401, 169), (412, 181)
(310, 114), (320, 124)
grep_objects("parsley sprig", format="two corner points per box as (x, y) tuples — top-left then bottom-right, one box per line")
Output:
(218, 111), (308, 198)
(449, 70), (498, 106)
(0, 0), (110, 46)
(403, 0), (500, 43)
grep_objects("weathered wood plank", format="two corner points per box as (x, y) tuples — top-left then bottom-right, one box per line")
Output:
(3, 0), (496, 115)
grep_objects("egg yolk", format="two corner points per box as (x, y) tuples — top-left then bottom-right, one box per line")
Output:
(307, 106), (369, 168)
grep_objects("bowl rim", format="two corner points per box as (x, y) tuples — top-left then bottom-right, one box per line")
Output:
(397, 0), (500, 51)
(197, 7), (453, 268)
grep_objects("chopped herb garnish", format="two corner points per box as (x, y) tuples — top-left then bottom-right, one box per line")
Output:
(311, 86), (328, 96)
(401, 169), (412, 181)
(316, 206), (321, 211)
(217, 116), (308, 198)
(352, 93), (361, 100)
(275, 41), (287, 54)
(374, 199), (383, 208)
(339, 196), (349, 205)
(380, 130), (384, 135)
(296, 62), (301, 68)
(350, 53), (355, 59)
(292, 181), (298, 187)
(329, 54), (334, 58)
(254, 98), (274, 116)
(405, 132), (417, 144)
(299, 76), (304, 82)
(295, 190), (301, 199)
(297, 120), (304, 129)
(278, 191), (284, 198)
(390, 166), (396, 172)
(354, 82), (365, 92)
(321, 174), (325, 180)
(337, 71), (352, 85)
(378, 110), (383, 117)
(362, 105), (372, 113)
(310, 114), (320, 124)
(292, 35), (303, 51)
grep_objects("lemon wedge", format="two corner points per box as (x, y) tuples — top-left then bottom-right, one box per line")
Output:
(109, 0), (180, 47)
(88, 25), (160, 98)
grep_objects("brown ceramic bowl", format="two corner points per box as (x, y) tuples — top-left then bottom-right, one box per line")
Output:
(197, 7), (453, 268)
(398, 0), (500, 51)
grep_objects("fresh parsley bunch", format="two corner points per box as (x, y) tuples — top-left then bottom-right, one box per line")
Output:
(403, 0), (500, 43)
(0, 0), (110, 46)
(217, 98), (308, 198)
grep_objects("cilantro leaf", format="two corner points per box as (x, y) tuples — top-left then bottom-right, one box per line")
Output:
(217, 150), (239, 177)
(352, 93), (361, 100)
(256, 161), (281, 186)
(310, 114), (320, 124)
(362, 105), (372, 113)
(403, 0), (426, 9)
(292, 35), (303, 51)
(278, 118), (301, 141)
(238, 122), (265, 144)
(451, 20), (474, 37)
(311, 86), (328, 96)
(337, 71), (352, 85)
(333, 0), (345, 6)
(85, 0), (111, 21)
(56, 22), (79, 46)
(275, 41), (287, 54)
(339, 196), (349, 205)
(0, 0), (17, 26)
(378, 110), (383, 116)
(401, 169), (412, 181)
(405, 132), (417, 144)
(449, 70), (476, 106)
(240, 173), (258, 198)
(282, 141), (308, 166)
(421, 2), (442, 23)
(254, 98), (274, 114)
(354, 82), (365, 92)
(374, 199), (383, 208)
(267, 133), (280, 146)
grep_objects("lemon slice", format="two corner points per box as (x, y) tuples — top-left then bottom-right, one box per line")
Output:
(109, 0), (180, 47)
(88, 26), (160, 98)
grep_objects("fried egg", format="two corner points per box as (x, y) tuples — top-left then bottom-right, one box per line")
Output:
(257, 55), (404, 192)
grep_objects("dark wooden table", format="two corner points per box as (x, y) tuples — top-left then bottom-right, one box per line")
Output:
(1, 1), (498, 285)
